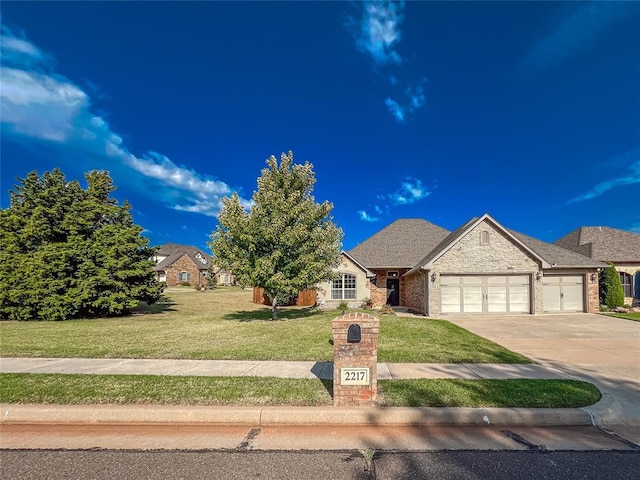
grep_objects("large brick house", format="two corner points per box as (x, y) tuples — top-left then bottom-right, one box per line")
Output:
(153, 243), (235, 288)
(554, 226), (640, 306)
(153, 243), (211, 288)
(317, 214), (605, 315)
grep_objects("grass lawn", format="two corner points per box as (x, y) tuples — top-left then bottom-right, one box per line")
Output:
(601, 312), (640, 322)
(0, 373), (601, 408)
(0, 287), (530, 364)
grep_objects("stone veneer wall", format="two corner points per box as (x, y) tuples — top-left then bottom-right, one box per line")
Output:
(317, 254), (371, 309)
(614, 264), (640, 306)
(429, 220), (541, 316)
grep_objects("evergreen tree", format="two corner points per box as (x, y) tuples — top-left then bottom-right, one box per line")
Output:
(0, 169), (162, 320)
(209, 151), (343, 320)
(599, 263), (625, 309)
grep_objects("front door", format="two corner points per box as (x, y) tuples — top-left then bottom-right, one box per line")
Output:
(386, 279), (400, 306)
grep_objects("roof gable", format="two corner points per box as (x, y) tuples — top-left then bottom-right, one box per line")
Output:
(153, 243), (211, 271)
(414, 214), (549, 270)
(348, 219), (450, 268)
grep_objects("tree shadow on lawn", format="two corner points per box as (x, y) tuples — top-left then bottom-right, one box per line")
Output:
(132, 296), (177, 315)
(223, 306), (327, 322)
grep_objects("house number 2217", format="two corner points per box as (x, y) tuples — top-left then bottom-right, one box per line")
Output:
(340, 368), (370, 385)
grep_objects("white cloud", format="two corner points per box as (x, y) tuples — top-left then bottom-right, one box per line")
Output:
(384, 82), (426, 123)
(358, 177), (431, 221)
(358, 210), (380, 222)
(346, 2), (428, 124)
(407, 84), (425, 109)
(0, 24), (250, 217)
(385, 178), (431, 205)
(384, 98), (405, 123)
(522, 2), (640, 70)
(349, 1), (404, 66)
(568, 148), (640, 203)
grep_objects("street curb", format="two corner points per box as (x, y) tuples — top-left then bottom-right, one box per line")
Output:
(0, 403), (593, 427)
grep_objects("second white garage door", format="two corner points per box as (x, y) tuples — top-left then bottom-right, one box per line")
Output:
(441, 275), (531, 314)
(543, 275), (584, 312)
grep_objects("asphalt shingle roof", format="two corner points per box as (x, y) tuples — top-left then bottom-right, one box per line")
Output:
(153, 243), (211, 271)
(510, 230), (605, 268)
(350, 215), (603, 271)
(348, 219), (450, 268)
(554, 227), (640, 263)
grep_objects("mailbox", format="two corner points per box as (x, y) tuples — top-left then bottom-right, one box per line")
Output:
(347, 323), (361, 343)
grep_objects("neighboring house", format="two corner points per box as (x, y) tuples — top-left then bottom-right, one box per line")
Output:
(554, 227), (640, 306)
(153, 243), (234, 288)
(339, 214), (604, 316)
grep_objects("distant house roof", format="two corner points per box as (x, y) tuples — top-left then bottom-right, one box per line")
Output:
(510, 230), (605, 269)
(153, 243), (211, 272)
(554, 226), (640, 263)
(348, 219), (451, 268)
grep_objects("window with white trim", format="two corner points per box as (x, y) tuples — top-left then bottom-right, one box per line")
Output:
(178, 271), (191, 282)
(480, 230), (490, 245)
(331, 274), (357, 300)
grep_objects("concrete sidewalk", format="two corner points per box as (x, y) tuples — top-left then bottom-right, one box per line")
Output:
(1, 356), (608, 431)
(0, 357), (569, 380)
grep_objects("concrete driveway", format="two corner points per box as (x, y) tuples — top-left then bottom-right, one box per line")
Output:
(445, 313), (640, 442)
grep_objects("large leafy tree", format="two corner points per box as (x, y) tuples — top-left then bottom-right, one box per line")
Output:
(209, 151), (343, 320)
(0, 169), (162, 321)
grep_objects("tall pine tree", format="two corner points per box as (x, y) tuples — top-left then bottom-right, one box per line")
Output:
(0, 169), (162, 320)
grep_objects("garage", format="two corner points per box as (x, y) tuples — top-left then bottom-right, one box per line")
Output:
(441, 275), (531, 314)
(543, 275), (584, 312)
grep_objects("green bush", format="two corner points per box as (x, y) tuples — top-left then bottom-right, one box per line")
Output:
(337, 301), (349, 311)
(599, 264), (624, 309)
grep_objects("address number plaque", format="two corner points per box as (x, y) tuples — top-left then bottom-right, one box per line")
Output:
(340, 367), (370, 386)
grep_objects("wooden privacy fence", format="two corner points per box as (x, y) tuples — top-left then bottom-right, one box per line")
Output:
(252, 287), (317, 306)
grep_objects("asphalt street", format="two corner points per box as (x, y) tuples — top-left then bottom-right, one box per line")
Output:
(2, 449), (639, 480)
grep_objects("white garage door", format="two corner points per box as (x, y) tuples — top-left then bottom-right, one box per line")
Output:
(441, 275), (531, 314)
(543, 275), (584, 312)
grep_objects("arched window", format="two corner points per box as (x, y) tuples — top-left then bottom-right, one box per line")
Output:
(619, 272), (632, 298)
(331, 274), (357, 300)
(178, 271), (191, 282)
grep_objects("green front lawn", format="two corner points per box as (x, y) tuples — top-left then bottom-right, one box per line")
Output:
(0, 288), (530, 364)
(0, 373), (600, 408)
(602, 312), (640, 322)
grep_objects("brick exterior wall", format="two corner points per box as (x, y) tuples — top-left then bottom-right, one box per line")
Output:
(403, 271), (426, 313)
(587, 273), (600, 313)
(368, 268), (410, 308)
(163, 255), (207, 288)
(332, 313), (379, 407)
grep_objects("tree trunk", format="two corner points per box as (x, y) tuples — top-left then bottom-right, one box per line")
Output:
(271, 295), (279, 320)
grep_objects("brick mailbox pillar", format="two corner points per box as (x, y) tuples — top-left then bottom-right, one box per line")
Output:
(331, 312), (379, 407)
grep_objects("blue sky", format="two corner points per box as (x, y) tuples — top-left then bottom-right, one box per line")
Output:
(1, 1), (639, 252)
